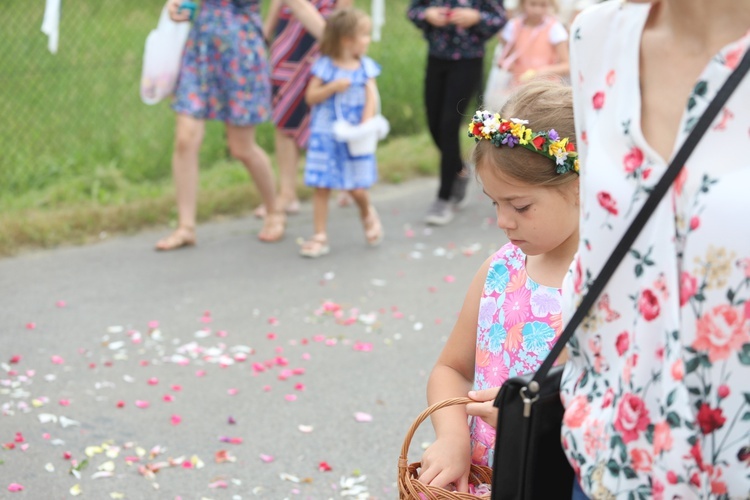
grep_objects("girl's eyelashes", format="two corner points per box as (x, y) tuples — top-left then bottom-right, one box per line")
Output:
(513, 205), (530, 213)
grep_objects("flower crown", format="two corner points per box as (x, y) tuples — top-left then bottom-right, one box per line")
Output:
(467, 110), (580, 175)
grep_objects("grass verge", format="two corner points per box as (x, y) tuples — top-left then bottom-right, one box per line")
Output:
(0, 133), (449, 257)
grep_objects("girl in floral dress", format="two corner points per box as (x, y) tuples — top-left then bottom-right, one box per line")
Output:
(562, 1), (750, 498)
(155, 0), (284, 250)
(298, 8), (384, 258)
(419, 80), (580, 492)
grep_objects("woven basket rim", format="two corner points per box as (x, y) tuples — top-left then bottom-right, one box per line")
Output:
(397, 397), (493, 499)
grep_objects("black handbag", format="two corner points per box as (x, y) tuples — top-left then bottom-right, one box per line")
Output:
(490, 48), (750, 500)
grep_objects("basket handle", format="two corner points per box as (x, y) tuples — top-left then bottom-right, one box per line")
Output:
(333, 82), (382, 123)
(399, 397), (474, 465)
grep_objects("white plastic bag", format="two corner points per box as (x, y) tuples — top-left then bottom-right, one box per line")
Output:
(140, 7), (191, 105)
(332, 92), (390, 157)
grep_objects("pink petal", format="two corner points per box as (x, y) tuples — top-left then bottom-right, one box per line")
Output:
(56, 300), (67, 308)
(294, 383), (305, 391)
(195, 370), (206, 377)
(148, 320), (159, 329)
(259, 454), (274, 463)
(9, 355), (21, 364)
(312, 335), (326, 342)
(170, 415), (182, 426)
(134, 400), (150, 409)
(284, 394), (297, 402)
(227, 388), (238, 396)
(266, 332), (277, 340)
(354, 412), (373, 422)
(116, 401), (125, 408)
(318, 461), (332, 472)
(216, 330), (227, 338)
(208, 480), (228, 489)
(267, 317), (279, 325)
(428, 286), (438, 293)
(163, 394), (174, 402)
(443, 275), (456, 283)
(171, 385), (182, 392)
(7, 483), (24, 492)
(262, 385), (272, 392)
(352, 342), (373, 352)
(147, 377), (158, 385)
(25, 323), (36, 330)
(59, 399), (70, 406)
(50, 355), (64, 365)
(14, 433), (24, 443)
(301, 353), (311, 360)
(227, 416), (236, 425)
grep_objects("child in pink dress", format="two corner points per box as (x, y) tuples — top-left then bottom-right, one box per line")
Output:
(418, 80), (579, 492)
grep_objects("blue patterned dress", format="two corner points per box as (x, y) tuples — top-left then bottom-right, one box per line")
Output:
(304, 56), (380, 190)
(172, 0), (271, 126)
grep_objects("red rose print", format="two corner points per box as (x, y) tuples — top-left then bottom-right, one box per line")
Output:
(614, 393), (650, 443)
(689, 441), (705, 471)
(642, 168), (652, 180)
(615, 331), (629, 356)
(693, 304), (750, 362)
(717, 384), (730, 399)
(674, 168), (688, 195)
(630, 448), (653, 472)
(670, 359), (684, 381)
(653, 421), (673, 455)
(597, 191), (618, 215)
(581, 130), (588, 145)
(601, 388), (614, 408)
(563, 395), (591, 428)
(690, 472), (701, 488)
(592, 91), (605, 110)
(679, 271), (698, 307)
(623, 147), (644, 173)
(725, 45), (744, 70)
(689, 216), (700, 230)
(666, 471), (678, 484)
(638, 289), (660, 321)
(532, 136), (546, 150)
(573, 256), (583, 294)
(697, 403), (727, 434)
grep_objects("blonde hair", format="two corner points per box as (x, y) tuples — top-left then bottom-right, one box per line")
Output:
(473, 79), (577, 187)
(520, 0), (559, 13)
(319, 8), (370, 59)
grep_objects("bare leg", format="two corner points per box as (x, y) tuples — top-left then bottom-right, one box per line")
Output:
(155, 114), (205, 251)
(300, 187), (331, 257)
(255, 130), (302, 217)
(349, 188), (383, 245)
(275, 130), (302, 209)
(226, 124), (285, 242)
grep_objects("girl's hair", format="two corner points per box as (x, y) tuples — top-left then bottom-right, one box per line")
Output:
(473, 79), (576, 187)
(319, 8), (370, 59)
(521, 0), (559, 13)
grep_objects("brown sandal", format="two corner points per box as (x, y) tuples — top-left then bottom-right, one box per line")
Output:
(253, 200), (301, 219)
(258, 212), (286, 242)
(155, 226), (196, 251)
(362, 206), (384, 246)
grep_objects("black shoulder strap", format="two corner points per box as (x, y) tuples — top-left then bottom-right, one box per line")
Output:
(526, 46), (750, 393)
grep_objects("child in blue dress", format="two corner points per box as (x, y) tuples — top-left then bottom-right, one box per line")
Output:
(299, 7), (384, 258)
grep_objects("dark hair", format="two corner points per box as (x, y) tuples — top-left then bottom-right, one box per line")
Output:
(473, 79), (577, 187)
(319, 8), (370, 59)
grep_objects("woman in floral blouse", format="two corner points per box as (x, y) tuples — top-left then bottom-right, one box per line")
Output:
(561, 0), (750, 498)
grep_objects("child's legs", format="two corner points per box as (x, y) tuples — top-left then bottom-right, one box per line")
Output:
(435, 58), (483, 201)
(312, 188), (331, 236)
(348, 188), (371, 219)
(274, 129), (301, 205)
(226, 124), (278, 213)
(172, 114), (206, 228)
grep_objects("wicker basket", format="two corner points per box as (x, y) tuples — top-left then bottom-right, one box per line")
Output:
(398, 397), (493, 499)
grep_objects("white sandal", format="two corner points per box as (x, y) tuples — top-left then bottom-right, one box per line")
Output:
(299, 233), (330, 258)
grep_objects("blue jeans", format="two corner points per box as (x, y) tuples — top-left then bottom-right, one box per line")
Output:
(572, 479), (589, 500)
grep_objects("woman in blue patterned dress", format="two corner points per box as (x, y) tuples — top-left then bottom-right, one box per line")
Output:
(155, 0), (285, 251)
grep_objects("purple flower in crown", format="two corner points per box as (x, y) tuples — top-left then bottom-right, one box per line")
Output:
(548, 129), (560, 141)
(502, 134), (519, 148)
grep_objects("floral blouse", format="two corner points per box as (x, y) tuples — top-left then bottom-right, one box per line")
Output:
(407, 0), (506, 60)
(561, 2), (750, 499)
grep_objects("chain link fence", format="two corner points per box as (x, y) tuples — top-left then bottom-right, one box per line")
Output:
(1, 1), (456, 206)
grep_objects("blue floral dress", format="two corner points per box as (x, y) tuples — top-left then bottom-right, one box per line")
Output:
(172, 0), (271, 126)
(304, 56), (380, 190)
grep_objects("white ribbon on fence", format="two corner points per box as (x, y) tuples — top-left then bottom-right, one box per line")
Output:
(41, 0), (62, 54)
(371, 0), (384, 42)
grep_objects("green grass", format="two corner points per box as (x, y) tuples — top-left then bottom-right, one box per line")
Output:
(0, 0), (492, 256)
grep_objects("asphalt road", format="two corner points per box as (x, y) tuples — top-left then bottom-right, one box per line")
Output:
(0, 178), (507, 500)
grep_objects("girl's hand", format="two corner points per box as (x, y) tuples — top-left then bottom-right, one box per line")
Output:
(167, 0), (192, 22)
(425, 7), (450, 27)
(448, 8), (481, 29)
(466, 387), (500, 429)
(418, 434), (472, 492)
(332, 78), (351, 94)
